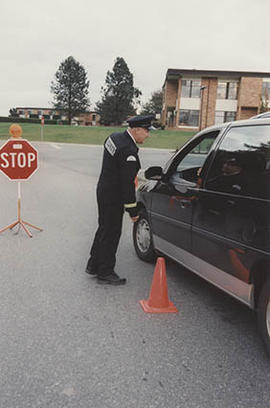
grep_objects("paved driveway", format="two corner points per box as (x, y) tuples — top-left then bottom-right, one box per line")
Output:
(0, 141), (269, 408)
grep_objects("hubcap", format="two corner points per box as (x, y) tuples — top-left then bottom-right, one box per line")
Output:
(267, 300), (270, 338)
(136, 218), (151, 253)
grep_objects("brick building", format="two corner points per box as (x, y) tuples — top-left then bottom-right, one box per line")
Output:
(15, 107), (100, 126)
(162, 69), (270, 130)
(75, 111), (100, 126)
(16, 107), (62, 120)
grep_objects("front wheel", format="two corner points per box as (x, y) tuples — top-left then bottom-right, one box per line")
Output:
(133, 209), (156, 262)
(257, 278), (270, 357)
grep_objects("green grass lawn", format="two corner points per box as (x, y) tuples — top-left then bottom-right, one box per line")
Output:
(0, 122), (196, 150)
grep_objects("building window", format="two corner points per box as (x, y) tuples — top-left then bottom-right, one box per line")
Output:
(215, 111), (236, 124)
(262, 81), (270, 98)
(179, 109), (199, 127)
(225, 111), (236, 122)
(181, 80), (201, 98)
(215, 111), (224, 124)
(217, 81), (237, 100)
(92, 114), (96, 121)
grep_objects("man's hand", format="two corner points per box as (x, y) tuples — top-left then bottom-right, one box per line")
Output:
(130, 216), (139, 223)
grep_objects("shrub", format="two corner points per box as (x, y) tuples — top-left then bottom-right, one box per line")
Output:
(0, 116), (60, 125)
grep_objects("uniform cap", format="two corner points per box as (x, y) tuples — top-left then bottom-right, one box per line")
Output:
(127, 115), (156, 130)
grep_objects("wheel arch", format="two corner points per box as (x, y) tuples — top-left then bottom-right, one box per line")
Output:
(136, 201), (146, 212)
(136, 201), (152, 221)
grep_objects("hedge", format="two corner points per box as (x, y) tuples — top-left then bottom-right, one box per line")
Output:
(0, 117), (68, 125)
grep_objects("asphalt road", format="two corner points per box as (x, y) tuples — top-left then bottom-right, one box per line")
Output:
(0, 140), (269, 408)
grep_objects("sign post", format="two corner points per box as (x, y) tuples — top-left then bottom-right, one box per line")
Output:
(41, 116), (44, 141)
(0, 124), (42, 237)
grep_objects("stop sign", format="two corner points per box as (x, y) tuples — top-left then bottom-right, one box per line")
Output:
(0, 139), (39, 180)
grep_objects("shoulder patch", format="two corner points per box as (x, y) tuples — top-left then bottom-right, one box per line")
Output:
(126, 155), (136, 162)
(105, 137), (117, 156)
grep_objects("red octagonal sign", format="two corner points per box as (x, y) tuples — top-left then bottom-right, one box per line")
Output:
(0, 139), (39, 180)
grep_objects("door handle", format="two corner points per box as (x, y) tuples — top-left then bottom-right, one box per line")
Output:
(226, 199), (236, 207)
(179, 199), (191, 209)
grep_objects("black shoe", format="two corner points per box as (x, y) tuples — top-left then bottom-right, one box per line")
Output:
(85, 267), (98, 276)
(97, 272), (126, 285)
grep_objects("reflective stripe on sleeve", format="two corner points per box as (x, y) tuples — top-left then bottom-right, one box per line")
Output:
(124, 202), (137, 208)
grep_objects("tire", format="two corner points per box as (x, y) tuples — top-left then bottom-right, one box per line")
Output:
(133, 209), (156, 262)
(257, 278), (270, 358)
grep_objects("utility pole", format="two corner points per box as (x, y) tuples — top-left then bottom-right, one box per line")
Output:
(199, 86), (207, 131)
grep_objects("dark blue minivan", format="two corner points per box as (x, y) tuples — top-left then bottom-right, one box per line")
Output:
(133, 118), (270, 357)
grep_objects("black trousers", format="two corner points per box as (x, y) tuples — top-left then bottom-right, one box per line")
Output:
(87, 193), (124, 277)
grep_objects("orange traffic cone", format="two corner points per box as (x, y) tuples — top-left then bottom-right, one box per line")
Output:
(140, 257), (178, 313)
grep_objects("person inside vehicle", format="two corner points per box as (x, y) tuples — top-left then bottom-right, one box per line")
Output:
(206, 157), (246, 194)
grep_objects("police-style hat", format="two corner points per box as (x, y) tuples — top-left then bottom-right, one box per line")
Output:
(127, 115), (156, 130)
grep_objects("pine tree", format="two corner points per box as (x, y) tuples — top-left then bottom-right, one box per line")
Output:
(51, 56), (90, 125)
(9, 108), (18, 117)
(141, 90), (163, 116)
(96, 57), (141, 125)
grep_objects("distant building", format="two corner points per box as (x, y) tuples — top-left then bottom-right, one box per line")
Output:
(15, 107), (63, 120)
(73, 112), (100, 126)
(15, 107), (100, 126)
(162, 69), (270, 130)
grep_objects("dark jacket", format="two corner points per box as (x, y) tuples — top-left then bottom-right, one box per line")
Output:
(97, 131), (141, 216)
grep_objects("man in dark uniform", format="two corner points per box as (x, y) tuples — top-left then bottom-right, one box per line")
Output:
(85, 115), (155, 285)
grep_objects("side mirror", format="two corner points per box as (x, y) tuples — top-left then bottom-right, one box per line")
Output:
(144, 166), (163, 180)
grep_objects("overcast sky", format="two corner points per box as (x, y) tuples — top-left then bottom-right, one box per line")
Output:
(1, 0), (270, 116)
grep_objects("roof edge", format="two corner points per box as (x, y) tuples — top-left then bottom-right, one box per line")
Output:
(166, 68), (270, 79)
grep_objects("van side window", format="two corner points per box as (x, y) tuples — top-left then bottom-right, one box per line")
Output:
(205, 124), (270, 199)
(171, 131), (219, 183)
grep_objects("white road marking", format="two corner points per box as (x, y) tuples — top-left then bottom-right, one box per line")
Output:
(50, 143), (61, 150)
(0, 139), (172, 153)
